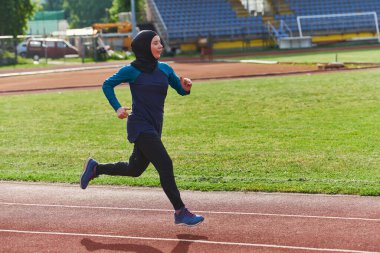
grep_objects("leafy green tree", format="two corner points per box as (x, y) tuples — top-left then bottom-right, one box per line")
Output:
(0, 0), (36, 64)
(108, 0), (129, 22)
(0, 0), (36, 36)
(108, 0), (144, 22)
(63, 0), (113, 28)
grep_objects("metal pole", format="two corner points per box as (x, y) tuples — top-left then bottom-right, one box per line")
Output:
(297, 16), (303, 37)
(44, 37), (48, 64)
(373, 12), (380, 43)
(131, 0), (137, 38)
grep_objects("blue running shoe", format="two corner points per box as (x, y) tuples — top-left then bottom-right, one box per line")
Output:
(80, 158), (98, 190)
(175, 208), (204, 227)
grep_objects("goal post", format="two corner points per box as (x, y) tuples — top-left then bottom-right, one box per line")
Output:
(297, 12), (380, 43)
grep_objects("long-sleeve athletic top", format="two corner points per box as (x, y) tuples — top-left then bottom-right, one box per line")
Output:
(102, 62), (189, 143)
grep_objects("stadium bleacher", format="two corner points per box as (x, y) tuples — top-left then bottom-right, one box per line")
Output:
(149, 0), (380, 48)
(153, 0), (265, 41)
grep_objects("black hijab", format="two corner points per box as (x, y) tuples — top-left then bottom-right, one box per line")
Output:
(131, 30), (158, 73)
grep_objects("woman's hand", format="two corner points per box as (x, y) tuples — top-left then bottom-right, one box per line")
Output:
(180, 77), (192, 92)
(116, 107), (130, 119)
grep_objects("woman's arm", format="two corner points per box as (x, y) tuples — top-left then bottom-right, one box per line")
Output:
(102, 65), (140, 111)
(180, 77), (192, 92)
(159, 62), (191, 96)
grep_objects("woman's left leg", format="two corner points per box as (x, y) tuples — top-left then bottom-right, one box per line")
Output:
(135, 133), (185, 210)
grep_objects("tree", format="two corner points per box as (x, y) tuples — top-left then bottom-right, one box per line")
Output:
(0, 0), (36, 37)
(0, 0), (36, 64)
(108, 0), (130, 22)
(63, 0), (113, 28)
(108, 0), (144, 22)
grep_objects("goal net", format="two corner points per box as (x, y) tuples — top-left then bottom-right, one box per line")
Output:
(296, 12), (380, 42)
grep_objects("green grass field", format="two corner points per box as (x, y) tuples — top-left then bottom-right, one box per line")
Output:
(233, 48), (380, 64)
(1, 69), (379, 195)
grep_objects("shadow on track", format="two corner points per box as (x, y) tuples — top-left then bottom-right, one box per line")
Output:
(171, 234), (209, 253)
(81, 234), (208, 253)
(81, 238), (163, 253)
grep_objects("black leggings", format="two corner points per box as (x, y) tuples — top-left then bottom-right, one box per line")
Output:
(96, 133), (185, 210)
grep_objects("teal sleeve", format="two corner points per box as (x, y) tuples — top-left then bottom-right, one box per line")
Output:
(102, 65), (140, 111)
(158, 62), (190, 96)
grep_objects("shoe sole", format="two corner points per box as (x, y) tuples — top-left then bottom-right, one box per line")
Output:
(175, 219), (204, 227)
(80, 158), (92, 190)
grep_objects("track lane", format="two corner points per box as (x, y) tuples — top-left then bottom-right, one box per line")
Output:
(1, 182), (379, 253)
(0, 62), (318, 94)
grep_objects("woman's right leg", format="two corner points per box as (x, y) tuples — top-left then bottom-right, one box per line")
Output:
(96, 145), (150, 177)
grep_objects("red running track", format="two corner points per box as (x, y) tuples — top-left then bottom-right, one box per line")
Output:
(1, 181), (379, 253)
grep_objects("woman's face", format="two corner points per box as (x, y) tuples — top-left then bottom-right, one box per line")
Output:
(151, 35), (163, 59)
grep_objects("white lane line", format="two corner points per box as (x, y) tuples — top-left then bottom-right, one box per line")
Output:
(0, 229), (379, 253)
(0, 64), (123, 78)
(1, 202), (379, 222)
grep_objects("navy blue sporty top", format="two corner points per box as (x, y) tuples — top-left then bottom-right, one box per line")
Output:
(102, 62), (189, 143)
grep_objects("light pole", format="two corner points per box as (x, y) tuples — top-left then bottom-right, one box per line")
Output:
(131, 0), (137, 38)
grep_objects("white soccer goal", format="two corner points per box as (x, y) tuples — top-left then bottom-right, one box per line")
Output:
(297, 12), (380, 43)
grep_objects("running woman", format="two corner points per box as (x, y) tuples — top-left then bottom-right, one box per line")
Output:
(80, 30), (204, 227)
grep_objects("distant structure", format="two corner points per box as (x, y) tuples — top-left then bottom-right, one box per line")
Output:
(28, 11), (69, 36)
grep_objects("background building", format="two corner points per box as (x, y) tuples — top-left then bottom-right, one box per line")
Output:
(28, 10), (69, 35)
